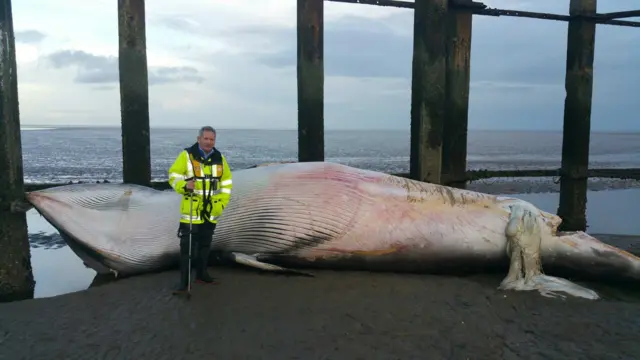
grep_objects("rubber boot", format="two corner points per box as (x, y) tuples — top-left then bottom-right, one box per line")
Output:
(196, 243), (216, 284)
(172, 236), (191, 295)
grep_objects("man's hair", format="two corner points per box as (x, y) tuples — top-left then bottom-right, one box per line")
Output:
(198, 126), (216, 137)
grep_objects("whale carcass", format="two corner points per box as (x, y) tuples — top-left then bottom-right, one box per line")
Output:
(26, 162), (640, 300)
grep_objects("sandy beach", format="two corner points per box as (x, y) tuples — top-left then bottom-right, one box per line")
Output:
(0, 257), (639, 360)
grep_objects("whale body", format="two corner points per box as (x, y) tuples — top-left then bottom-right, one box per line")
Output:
(26, 162), (640, 300)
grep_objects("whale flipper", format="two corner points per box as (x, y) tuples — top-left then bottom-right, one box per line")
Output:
(229, 252), (314, 277)
(498, 202), (600, 300)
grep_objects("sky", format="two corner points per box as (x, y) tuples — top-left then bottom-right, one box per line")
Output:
(12, 0), (640, 131)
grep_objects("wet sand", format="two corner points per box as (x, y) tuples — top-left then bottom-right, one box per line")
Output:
(1, 234), (639, 360)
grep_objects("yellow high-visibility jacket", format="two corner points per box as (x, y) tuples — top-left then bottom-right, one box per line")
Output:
(167, 143), (233, 224)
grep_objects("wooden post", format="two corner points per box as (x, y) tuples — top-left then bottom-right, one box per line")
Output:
(297, 0), (324, 162)
(557, 0), (596, 231)
(442, 4), (472, 188)
(0, 0), (35, 302)
(118, 0), (151, 186)
(410, 0), (448, 184)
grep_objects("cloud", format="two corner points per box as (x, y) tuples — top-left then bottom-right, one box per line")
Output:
(10, 0), (640, 131)
(16, 29), (46, 44)
(252, 15), (413, 79)
(243, 2), (640, 131)
(45, 50), (205, 85)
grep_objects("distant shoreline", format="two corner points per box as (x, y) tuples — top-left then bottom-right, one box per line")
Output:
(469, 177), (640, 195)
(19, 125), (640, 135)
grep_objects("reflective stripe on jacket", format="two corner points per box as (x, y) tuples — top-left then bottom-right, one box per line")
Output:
(167, 143), (233, 224)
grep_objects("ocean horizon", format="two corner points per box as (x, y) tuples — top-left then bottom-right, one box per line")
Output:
(19, 124), (640, 135)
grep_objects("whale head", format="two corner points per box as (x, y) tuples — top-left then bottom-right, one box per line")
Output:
(26, 183), (181, 276)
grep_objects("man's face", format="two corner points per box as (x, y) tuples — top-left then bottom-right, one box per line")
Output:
(197, 130), (216, 152)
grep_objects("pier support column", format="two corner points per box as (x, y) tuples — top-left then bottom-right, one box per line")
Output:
(410, 0), (448, 184)
(297, 0), (324, 162)
(442, 3), (472, 188)
(0, 0), (35, 302)
(557, 0), (597, 231)
(118, 0), (151, 186)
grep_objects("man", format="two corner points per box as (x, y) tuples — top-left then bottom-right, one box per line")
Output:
(167, 126), (233, 294)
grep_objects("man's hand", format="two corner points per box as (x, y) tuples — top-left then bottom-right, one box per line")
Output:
(185, 180), (195, 191)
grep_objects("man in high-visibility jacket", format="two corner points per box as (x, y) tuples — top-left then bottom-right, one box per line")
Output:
(167, 126), (233, 294)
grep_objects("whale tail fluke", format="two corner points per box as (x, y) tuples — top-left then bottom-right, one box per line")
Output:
(498, 202), (600, 300)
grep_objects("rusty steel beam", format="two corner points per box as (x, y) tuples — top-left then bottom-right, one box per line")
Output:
(595, 10), (640, 20)
(324, 0), (640, 27)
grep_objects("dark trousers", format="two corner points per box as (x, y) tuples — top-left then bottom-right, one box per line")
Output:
(176, 221), (216, 288)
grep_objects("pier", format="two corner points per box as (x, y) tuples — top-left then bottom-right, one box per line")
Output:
(1, 0), (639, 303)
